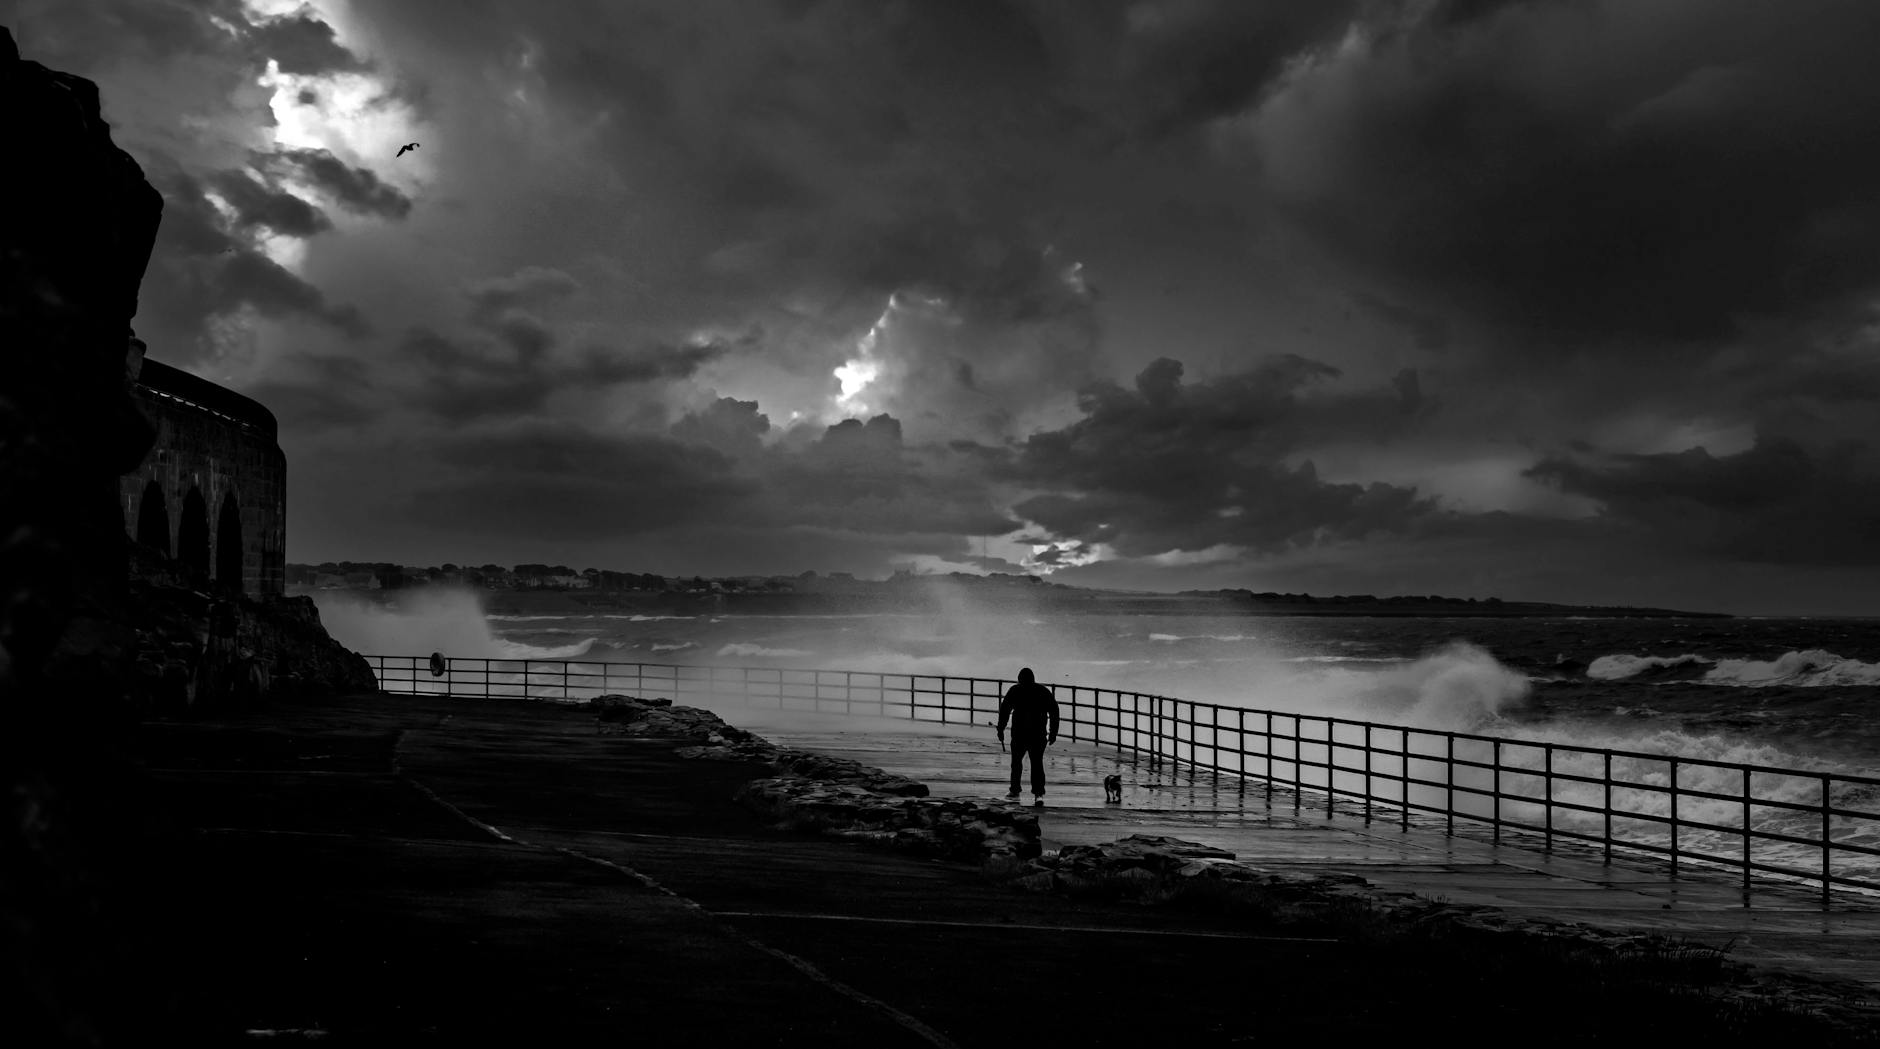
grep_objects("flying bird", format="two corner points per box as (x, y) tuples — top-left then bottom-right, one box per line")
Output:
(396, 142), (420, 157)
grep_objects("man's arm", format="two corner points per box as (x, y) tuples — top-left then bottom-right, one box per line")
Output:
(996, 686), (1013, 735)
(1046, 687), (1060, 743)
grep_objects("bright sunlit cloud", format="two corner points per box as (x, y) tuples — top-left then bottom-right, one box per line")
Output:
(831, 302), (890, 420)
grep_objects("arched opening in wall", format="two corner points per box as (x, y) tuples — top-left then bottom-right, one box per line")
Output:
(216, 493), (243, 592)
(135, 480), (170, 556)
(178, 487), (210, 578)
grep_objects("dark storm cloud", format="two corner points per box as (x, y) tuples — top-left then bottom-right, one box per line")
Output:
(464, 267), (580, 319)
(221, 252), (368, 336)
(246, 12), (369, 75)
(413, 424), (753, 539)
(397, 266), (744, 422)
(1245, 0), (1880, 346)
(670, 398), (770, 458)
(14, 0), (366, 74)
(408, 408), (1011, 544)
(1528, 434), (1880, 566)
(208, 170), (330, 237)
(1005, 356), (1433, 556)
(207, 145), (416, 243)
(359, 0), (1108, 351)
(244, 353), (379, 431)
(131, 169), (369, 351)
(1352, 292), (1451, 353)
(266, 147), (413, 220)
(402, 327), (729, 423)
(9, 0), (230, 63)
(760, 415), (1019, 536)
(1024, 0), (1360, 139)
(834, 237), (1103, 439)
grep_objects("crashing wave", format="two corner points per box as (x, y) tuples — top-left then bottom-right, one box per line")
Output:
(1588, 649), (1880, 687)
(1587, 654), (1712, 681)
(716, 643), (812, 658)
(492, 637), (598, 660)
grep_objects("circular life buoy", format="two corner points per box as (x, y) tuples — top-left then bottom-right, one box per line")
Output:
(428, 651), (447, 678)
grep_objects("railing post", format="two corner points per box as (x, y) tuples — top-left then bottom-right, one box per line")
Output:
(1143, 699), (1158, 774)
(1189, 702), (1197, 769)
(1822, 775), (1833, 908)
(1401, 729), (1410, 832)
(1363, 723), (1373, 824)
(483, 658), (490, 698)
(1445, 733), (1454, 835)
(1742, 767), (1752, 901)
(1492, 740), (1502, 844)
(940, 676), (948, 724)
(1238, 708), (1247, 784)
(1670, 759), (1679, 880)
(1213, 705), (1221, 772)
(1544, 744), (1554, 852)
(1603, 751), (1613, 866)
(1266, 712), (1274, 804)
(1291, 716), (1301, 815)
(1326, 720), (1335, 819)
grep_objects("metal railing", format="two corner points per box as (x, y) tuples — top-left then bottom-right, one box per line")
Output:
(368, 653), (1880, 905)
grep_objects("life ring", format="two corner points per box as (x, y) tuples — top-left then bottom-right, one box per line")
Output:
(428, 652), (447, 678)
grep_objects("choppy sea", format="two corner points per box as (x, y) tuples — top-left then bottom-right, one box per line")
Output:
(317, 588), (1880, 769)
(314, 587), (1880, 886)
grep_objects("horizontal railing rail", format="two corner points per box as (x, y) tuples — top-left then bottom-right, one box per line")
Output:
(365, 653), (1880, 906)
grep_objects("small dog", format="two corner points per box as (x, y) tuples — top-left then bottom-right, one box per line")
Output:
(1103, 774), (1122, 803)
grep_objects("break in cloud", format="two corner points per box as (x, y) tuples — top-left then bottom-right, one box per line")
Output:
(16, 0), (1880, 613)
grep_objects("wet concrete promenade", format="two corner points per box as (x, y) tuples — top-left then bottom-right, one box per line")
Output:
(725, 703), (1880, 992)
(123, 692), (1880, 1044)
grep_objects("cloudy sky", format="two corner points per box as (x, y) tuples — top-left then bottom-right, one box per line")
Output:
(19, 0), (1880, 614)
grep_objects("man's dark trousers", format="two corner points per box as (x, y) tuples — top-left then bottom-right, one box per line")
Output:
(1010, 732), (1046, 796)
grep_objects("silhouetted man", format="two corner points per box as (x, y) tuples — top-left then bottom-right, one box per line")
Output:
(996, 667), (1059, 804)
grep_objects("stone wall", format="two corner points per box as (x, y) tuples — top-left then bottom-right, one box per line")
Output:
(119, 358), (286, 599)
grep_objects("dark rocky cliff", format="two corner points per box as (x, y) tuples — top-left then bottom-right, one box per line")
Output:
(0, 28), (371, 1045)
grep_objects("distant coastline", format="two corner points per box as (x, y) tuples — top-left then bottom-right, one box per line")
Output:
(291, 566), (1729, 619)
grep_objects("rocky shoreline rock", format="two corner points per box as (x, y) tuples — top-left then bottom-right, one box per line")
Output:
(593, 693), (1040, 861)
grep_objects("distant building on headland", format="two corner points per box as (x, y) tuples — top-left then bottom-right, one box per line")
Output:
(120, 352), (286, 598)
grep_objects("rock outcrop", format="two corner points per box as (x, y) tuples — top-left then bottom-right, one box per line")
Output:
(593, 694), (1041, 861)
(122, 547), (376, 710)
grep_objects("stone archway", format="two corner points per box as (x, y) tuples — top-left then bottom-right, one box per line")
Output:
(178, 486), (210, 577)
(216, 492), (243, 591)
(135, 479), (170, 556)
